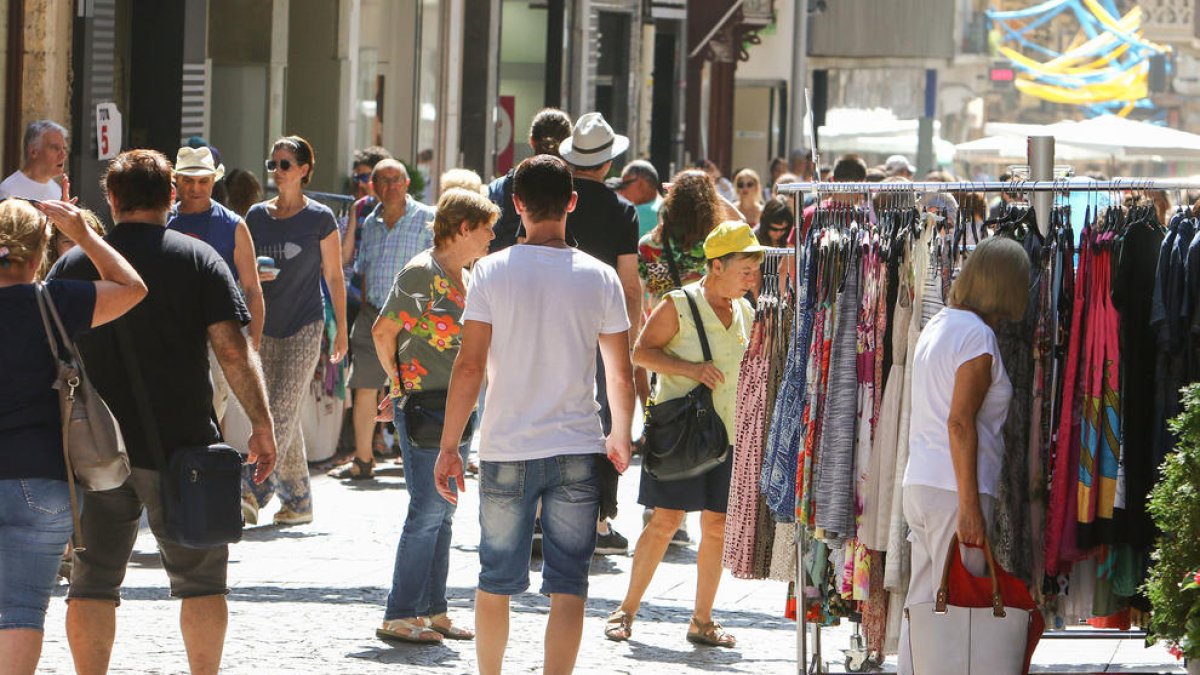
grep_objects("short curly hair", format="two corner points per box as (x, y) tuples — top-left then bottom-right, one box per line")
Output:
(653, 170), (722, 250)
(432, 188), (500, 248)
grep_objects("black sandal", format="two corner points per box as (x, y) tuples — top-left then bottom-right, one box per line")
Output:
(327, 457), (374, 480)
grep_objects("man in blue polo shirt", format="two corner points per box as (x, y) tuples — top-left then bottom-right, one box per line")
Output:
(331, 158), (434, 480)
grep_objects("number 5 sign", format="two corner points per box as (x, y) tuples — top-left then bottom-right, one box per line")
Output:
(95, 102), (122, 160)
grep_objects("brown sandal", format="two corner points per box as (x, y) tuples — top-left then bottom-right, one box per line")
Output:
(686, 616), (736, 648)
(604, 610), (634, 642)
(429, 612), (474, 640)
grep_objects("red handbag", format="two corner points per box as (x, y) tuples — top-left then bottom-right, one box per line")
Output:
(946, 538), (1046, 674)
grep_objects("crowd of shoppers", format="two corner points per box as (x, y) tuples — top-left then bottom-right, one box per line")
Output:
(4, 105), (1029, 675)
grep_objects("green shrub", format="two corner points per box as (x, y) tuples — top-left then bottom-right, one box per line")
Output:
(1144, 384), (1200, 660)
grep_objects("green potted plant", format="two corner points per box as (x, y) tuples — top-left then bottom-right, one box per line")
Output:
(1145, 384), (1200, 673)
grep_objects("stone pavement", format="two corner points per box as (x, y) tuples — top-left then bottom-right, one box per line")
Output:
(35, 452), (1186, 675)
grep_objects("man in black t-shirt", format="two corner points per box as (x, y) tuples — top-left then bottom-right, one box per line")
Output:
(558, 112), (642, 554)
(49, 149), (276, 675)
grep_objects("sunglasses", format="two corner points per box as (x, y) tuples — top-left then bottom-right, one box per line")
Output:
(736, 181), (757, 189)
(265, 159), (294, 172)
(352, 173), (370, 184)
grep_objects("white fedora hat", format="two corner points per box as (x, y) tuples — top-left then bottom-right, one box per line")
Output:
(558, 112), (629, 167)
(175, 146), (225, 180)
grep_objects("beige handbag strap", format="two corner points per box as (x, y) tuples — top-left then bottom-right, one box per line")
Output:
(35, 284), (86, 553)
(935, 533), (1003, 618)
(59, 394), (85, 553)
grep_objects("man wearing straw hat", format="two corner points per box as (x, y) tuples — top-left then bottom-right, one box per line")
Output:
(168, 145), (266, 419)
(559, 112), (642, 555)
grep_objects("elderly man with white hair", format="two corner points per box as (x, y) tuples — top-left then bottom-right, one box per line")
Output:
(0, 120), (68, 201)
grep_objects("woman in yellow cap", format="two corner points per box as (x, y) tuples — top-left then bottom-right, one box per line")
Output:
(605, 220), (764, 649)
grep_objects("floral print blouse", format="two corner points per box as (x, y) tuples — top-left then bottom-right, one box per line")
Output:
(637, 232), (708, 300)
(380, 249), (467, 396)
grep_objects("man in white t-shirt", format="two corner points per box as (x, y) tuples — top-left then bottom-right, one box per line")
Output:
(0, 120), (68, 201)
(435, 155), (634, 675)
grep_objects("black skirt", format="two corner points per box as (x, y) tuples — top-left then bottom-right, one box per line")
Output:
(636, 447), (733, 513)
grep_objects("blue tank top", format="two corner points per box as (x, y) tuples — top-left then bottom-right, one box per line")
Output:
(167, 199), (242, 281)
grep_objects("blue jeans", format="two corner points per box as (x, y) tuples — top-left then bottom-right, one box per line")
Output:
(0, 479), (73, 630)
(383, 400), (468, 620)
(478, 454), (600, 598)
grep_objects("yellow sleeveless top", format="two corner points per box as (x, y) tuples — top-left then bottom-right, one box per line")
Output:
(651, 280), (754, 439)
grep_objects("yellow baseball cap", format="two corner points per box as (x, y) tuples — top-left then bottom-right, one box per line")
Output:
(703, 220), (768, 260)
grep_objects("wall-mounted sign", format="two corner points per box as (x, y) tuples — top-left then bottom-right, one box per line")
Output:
(95, 102), (122, 160)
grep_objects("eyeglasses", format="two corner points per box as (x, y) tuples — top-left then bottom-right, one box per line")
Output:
(352, 173), (370, 184)
(736, 181), (756, 189)
(373, 177), (405, 186)
(265, 159), (294, 172)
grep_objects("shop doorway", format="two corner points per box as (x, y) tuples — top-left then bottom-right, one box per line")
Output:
(732, 81), (785, 180)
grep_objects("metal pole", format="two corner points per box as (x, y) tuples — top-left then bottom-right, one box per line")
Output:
(916, 69), (936, 175)
(788, 0), (809, 155)
(1028, 135), (1055, 237)
(794, 188), (807, 675)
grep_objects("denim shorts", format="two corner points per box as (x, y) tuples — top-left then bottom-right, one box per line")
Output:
(478, 454), (600, 598)
(0, 478), (74, 630)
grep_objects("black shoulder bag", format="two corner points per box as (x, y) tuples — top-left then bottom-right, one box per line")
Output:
(116, 322), (244, 548)
(641, 287), (730, 482)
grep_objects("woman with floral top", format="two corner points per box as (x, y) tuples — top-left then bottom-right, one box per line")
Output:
(370, 188), (498, 644)
(638, 170), (724, 302)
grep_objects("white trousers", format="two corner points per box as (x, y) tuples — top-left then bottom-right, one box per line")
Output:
(897, 485), (995, 675)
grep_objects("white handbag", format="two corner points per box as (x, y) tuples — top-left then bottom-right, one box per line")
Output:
(907, 535), (1031, 675)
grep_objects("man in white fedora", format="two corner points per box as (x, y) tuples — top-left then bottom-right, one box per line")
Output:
(558, 112), (642, 556)
(168, 145), (266, 418)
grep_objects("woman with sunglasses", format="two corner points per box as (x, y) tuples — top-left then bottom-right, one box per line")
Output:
(732, 169), (763, 227)
(0, 197), (145, 675)
(754, 196), (794, 248)
(243, 135), (348, 526)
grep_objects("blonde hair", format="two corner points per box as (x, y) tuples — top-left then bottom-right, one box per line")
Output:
(733, 168), (761, 188)
(41, 209), (106, 279)
(0, 199), (49, 269)
(432, 188), (500, 248)
(440, 168), (484, 195)
(949, 237), (1030, 324)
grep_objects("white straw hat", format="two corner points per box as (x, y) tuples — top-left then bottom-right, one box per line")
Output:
(175, 146), (225, 180)
(558, 112), (629, 168)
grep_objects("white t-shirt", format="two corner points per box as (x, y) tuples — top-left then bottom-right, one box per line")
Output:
(0, 171), (61, 201)
(903, 307), (1011, 497)
(463, 245), (630, 461)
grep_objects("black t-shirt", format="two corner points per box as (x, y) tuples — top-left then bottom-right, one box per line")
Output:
(0, 280), (96, 480)
(49, 223), (250, 470)
(566, 178), (640, 270)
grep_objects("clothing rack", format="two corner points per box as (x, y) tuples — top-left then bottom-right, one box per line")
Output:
(776, 179), (1200, 193)
(775, 175), (1200, 674)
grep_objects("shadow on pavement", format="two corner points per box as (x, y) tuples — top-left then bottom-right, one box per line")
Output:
(239, 527), (326, 542)
(127, 551), (163, 569)
(623, 640), (745, 670)
(346, 478), (407, 492)
(348, 640), (465, 668)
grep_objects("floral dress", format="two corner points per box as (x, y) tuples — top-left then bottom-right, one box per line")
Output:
(379, 249), (467, 398)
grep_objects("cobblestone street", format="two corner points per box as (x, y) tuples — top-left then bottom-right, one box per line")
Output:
(32, 445), (1189, 674)
(37, 452), (802, 675)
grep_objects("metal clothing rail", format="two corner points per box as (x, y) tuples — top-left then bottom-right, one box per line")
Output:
(784, 177), (1197, 674)
(776, 178), (1200, 194)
